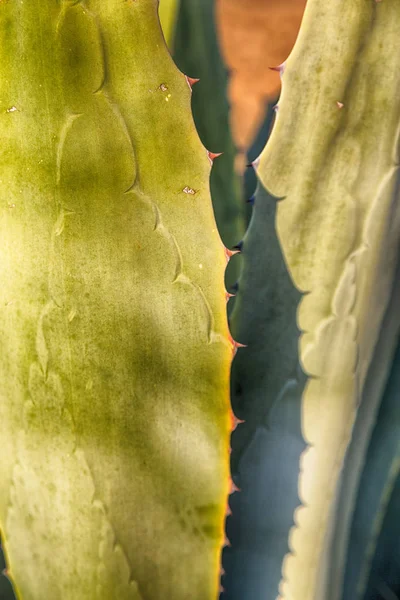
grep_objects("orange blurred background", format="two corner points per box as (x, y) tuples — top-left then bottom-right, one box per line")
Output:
(216, 0), (307, 169)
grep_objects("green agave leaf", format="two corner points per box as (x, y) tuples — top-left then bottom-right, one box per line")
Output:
(172, 0), (246, 286)
(325, 254), (400, 600)
(158, 0), (181, 49)
(170, 0), (280, 299)
(226, 0), (400, 598)
(0, 535), (14, 600)
(341, 333), (400, 600)
(363, 470), (400, 600)
(0, 1), (231, 599)
(257, 0), (400, 595)
(224, 183), (306, 600)
(0, 575), (15, 600)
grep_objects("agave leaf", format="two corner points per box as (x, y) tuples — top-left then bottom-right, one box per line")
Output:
(230, 0), (400, 598)
(158, 0), (181, 49)
(340, 333), (400, 600)
(257, 0), (400, 596)
(324, 250), (400, 600)
(223, 183), (307, 600)
(363, 471), (400, 600)
(0, 1), (231, 598)
(172, 0), (246, 258)
(0, 535), (14, 600)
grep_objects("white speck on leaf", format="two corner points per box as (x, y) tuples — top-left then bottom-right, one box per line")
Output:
(183, 186), (196, 195)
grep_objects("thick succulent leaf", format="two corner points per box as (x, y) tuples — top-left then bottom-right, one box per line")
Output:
(172, 0), (246, 258)
(243, 102), (277, 226)
(158, 0), (181, 48)
(255, 0), (400, 598)
(0, 1), (231, 599)
(0, 576), (15, 600)
(0, 535), (14, 600)
(325, 252), (400, 600)
(363, 471), (400, 600)
(340, 333), (400, 600)
(222, 184), (307, 600)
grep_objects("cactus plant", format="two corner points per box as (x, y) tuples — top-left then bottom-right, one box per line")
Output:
(0, 1), (232, 599)
(227, 0), (400, 599)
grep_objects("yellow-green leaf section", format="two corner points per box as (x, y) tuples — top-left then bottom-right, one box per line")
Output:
(0, 1), (232, 599)
(159, 0), (181, 50)
(257, 0), (400, 599)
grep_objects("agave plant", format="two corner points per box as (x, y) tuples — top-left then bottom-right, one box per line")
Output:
(1, 0), (400, 599)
